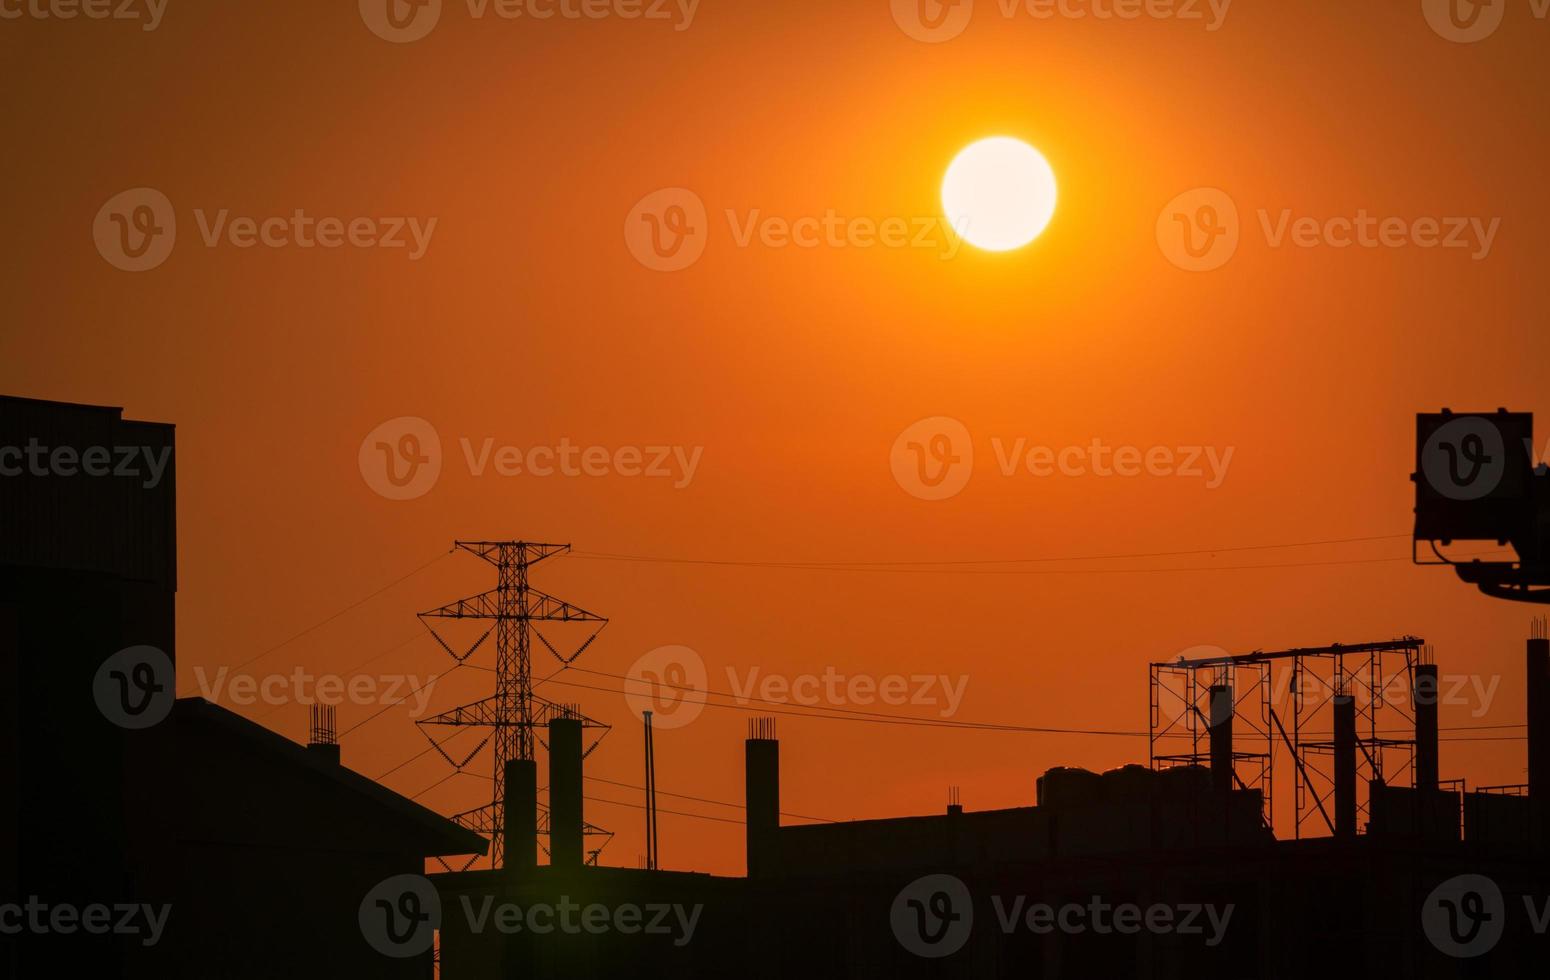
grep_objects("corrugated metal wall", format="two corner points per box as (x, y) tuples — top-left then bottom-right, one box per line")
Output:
(0, 396), (176, 589)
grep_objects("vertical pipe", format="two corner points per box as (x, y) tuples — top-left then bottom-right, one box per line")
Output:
(1414, 664), (1440, 791)
(745, 718), (779, 878)
(504, 757), (538, 871)
(548, 714), (583, 867)
(1334, 694), (1357, 838)
(643, 710), (657, 871)
(1209, 683), (1234, 794)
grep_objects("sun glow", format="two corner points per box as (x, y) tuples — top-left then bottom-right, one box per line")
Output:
(941, 137), (1058, 252)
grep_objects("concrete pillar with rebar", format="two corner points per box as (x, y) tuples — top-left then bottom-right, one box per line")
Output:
(548, 712), (584, 867)
(745, 717), (779, 878)
(1209, 683), (1234, 794)
(1334, 693), (1357, 838)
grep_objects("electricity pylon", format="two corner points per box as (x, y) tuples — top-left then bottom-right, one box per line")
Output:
(416, 541), (609, 867)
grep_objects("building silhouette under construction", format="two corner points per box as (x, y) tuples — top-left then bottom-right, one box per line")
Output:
(5, 395), (1550, 978)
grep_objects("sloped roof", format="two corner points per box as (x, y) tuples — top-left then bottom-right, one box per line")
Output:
(176, 697), (487, 857)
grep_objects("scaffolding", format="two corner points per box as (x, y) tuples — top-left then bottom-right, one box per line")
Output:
(1150, 637), (1427, 839)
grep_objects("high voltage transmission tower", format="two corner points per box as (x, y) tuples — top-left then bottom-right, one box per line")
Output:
(415, 541), (611, 867)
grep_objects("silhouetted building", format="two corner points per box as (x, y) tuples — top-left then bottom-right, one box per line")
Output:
(143, 697), (485, 978)
(0, 397), (485, 978)
(11, 395), (1550, 978)
(0, 396), (176, 977)
(434, 658), (1550, 980)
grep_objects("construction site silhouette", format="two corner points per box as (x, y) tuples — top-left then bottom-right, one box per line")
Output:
(4, 395), (1550, 977)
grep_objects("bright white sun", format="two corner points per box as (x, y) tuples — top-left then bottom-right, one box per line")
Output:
(941, 137), (1057, 252)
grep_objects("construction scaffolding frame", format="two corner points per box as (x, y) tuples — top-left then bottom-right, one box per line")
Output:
(1150, 637), (1427, 839)
(1150, 656), (1274, 831)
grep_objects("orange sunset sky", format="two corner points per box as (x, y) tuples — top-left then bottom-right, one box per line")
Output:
(5, 0), (1550, 875)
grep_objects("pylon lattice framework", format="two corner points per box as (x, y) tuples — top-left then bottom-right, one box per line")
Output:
(415, 541), (611, 867)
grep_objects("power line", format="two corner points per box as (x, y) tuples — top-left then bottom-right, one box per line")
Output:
(410, 767), (476, 802)
(584, 775), (835, 823)
(381, 724), (471, 781)
(253, 627), (430, 722)
(340, 666), (461, 738)
(534, 666), (1531, 741)
(176, 548), (449, 695)
(570, 533), (1416, 571)
(537, 667), (1147, 736)
(570, 546), (1509, 577)
(584, 793), (746, 826)
(369, 665), (567, 779)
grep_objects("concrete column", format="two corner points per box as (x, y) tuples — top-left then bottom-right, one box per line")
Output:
(1334, 694), (1357, 838)
(548, 716), (583, 867)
